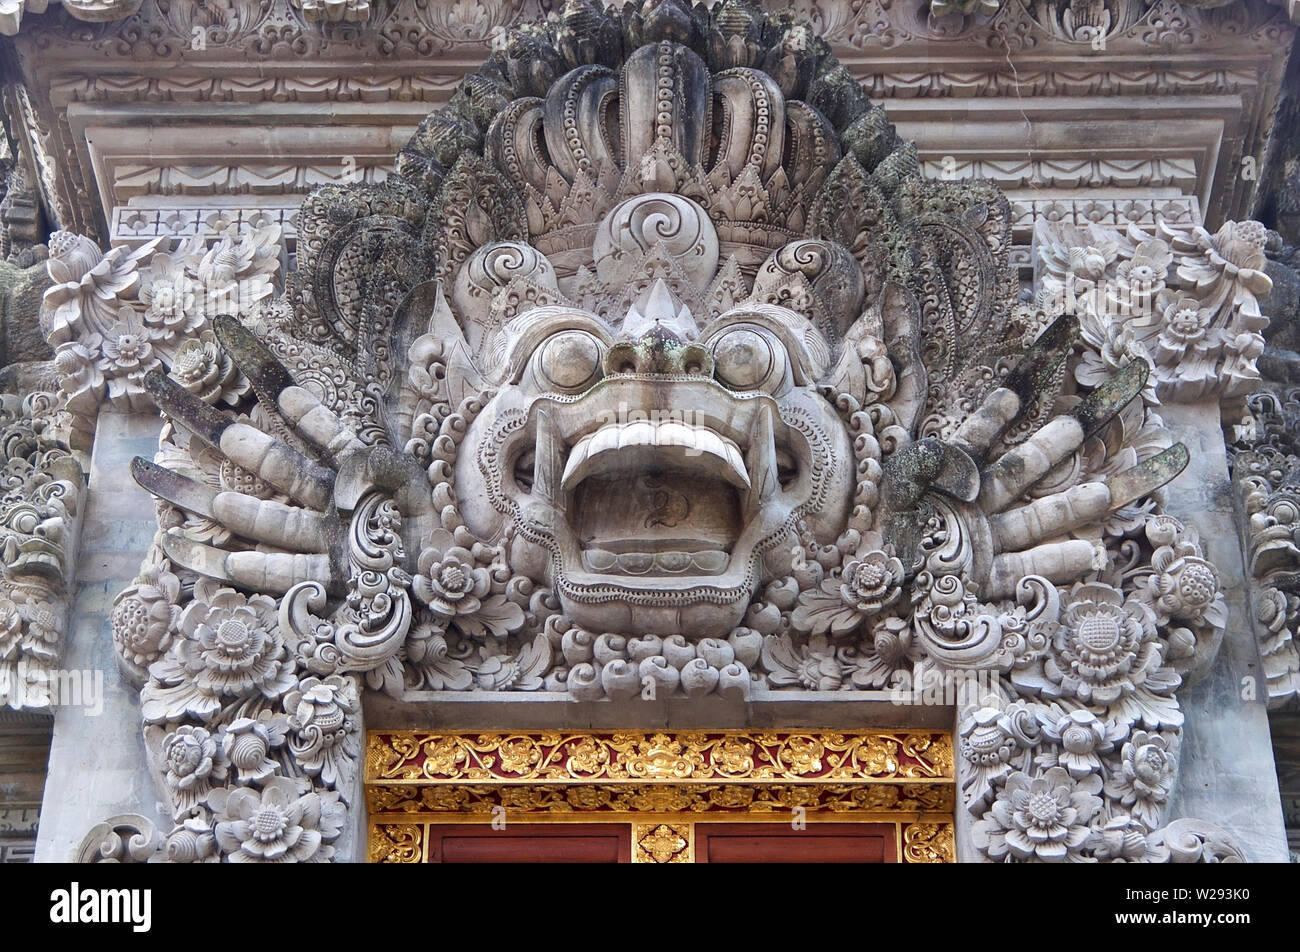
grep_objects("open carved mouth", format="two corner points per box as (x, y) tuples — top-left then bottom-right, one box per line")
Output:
(507, 380), (802, 590)
(1, 530), (66, 579)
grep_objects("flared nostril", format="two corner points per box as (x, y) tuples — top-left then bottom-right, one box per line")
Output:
(679, 343), (714, 377)
(604, 342), (641, 376)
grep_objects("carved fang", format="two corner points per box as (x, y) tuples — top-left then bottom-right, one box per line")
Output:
(534, 409), (563, 505)
(748, 404), (778, 516)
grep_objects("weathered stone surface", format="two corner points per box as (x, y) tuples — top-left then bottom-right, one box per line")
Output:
(0, 0), (1288, 864)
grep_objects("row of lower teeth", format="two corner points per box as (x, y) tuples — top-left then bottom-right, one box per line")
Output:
(581, 548), (729, 575)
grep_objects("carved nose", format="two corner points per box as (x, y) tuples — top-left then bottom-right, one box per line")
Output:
(604, 325), (714, 377)
(35, 517), (64, 545)
(605, 279), (713, 376)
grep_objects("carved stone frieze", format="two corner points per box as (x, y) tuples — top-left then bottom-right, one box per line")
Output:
(38, 224), (281, 447)
(23, 0), (1247, 861)
(5, 0), (1293, 245)
(0, 387), (84, 713)
(1229, 386), (1300, 706)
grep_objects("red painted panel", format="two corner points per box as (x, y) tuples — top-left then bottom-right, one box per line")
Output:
(426, 824), (631, 863)
(695, 823), (895, 863)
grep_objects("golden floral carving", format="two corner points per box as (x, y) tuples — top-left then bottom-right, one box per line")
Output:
(369, 823), (422, 863)
(634, 823), (692, 863)
(368, 730), (952, 784)
(903, 822), (956, 863)
(366, 781), (955, 816)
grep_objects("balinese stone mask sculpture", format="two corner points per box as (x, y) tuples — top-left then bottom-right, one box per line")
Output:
(126, 0), (1205, 692)
(72, 0), (1251, 861)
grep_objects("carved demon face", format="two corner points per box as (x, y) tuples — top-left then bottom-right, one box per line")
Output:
(456, 283), (854, 637)
(0, 489), (69, 578)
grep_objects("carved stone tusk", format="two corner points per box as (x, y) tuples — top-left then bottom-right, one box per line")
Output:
(747, 404), (778, 516)
(533, 409), (563, 506)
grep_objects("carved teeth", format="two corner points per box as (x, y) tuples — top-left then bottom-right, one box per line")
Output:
(580, 547), (731, 576)
(560, 420), (750, 491)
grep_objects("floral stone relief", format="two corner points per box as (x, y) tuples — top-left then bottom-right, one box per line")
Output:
(39, 226), (280, 452)
(1230, 385), (1300, 707)
(67, 0), (1254, 861)
(0, 387), (84, 713)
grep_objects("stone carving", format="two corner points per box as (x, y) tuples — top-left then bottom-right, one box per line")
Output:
(0, 0), (146, 34)
(1229, 385), (1300, 705)
(74, 815), (164, 863)
(0, 388), (84, 713)
(295, 0), (370, 22)
(1036, 218), (1272, 405)
(72, 0), (1242, 861)
(0, 160), (52, 382)
(39, 225), (280, 449)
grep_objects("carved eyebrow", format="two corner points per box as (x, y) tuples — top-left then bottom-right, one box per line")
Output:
(699, 306), (830, 385)
(491, 307), (614, 387)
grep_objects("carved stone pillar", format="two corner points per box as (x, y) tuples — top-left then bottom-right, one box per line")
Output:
(33, 408), (164, 862)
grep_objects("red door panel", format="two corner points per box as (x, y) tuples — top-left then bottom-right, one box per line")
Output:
(426, 824), (631, 863)
(695, 823), (895, 863)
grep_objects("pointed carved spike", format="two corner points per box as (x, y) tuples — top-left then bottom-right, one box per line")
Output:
(160, 529), (235, 583)
(1071, 360), (1149, 439)
(1104, 443), (1189, 511)
(144, 370), (233, 449)
(1002, 314), (1079, 401)
(212, 314), (296, 397)
(131, 457), (217, 519)
(533, 409), (563, 505)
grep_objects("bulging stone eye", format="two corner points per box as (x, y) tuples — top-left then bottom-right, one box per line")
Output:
(710, 325), (782, 392)
(535, 330), (603, 392)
